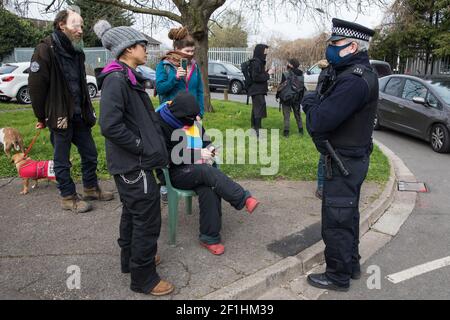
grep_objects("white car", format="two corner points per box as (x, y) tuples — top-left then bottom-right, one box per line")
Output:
(303, 60), (393, 91)
(304, 63), (322, 91)
(0, 62), (98, 104)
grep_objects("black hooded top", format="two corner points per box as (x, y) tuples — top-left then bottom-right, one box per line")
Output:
(168, 92), (200, 127)
(248, 44), (270, 96)
(253, 44), (268, 62)
(157, 92), (211, 166)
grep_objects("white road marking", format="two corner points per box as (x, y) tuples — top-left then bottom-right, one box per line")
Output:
(386, 256), (450, 284)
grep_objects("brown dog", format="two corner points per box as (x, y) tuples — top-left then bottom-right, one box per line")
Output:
(0, 127), (24, 157)
(11, 153), (56, 195)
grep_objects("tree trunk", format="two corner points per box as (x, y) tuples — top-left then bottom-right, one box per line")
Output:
(194, 31), (213, 113)
(182, 5), (220, 114)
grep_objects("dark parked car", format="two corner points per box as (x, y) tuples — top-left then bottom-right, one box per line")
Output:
(376, 75), (450, 153)
(208, 61), (245, 94)
(136, 65), (156, 89)
(370, 60), (393, 78)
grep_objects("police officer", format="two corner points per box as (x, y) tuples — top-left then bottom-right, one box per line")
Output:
(302, 18), (378, 292)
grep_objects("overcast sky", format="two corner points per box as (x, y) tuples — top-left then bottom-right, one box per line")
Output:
(19, 1), (392, 48)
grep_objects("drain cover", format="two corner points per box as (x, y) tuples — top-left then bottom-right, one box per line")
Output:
(398, 181), (428, 193)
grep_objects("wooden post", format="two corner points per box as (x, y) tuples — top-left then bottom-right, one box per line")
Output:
(224, 89), (229, 101)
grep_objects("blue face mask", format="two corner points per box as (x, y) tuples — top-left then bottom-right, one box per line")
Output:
(325, 42), (353, 65)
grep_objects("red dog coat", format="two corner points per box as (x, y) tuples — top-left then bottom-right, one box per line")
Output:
(18, 160), (56, 180)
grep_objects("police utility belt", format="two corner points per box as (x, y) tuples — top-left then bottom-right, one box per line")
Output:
(323, 140), (350, 179)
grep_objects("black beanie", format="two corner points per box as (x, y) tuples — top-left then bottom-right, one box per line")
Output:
(169, 92), (200, 125)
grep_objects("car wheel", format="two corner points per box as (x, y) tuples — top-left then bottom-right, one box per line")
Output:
(430, 124), (450, 153)
(230, 81), (243, 94)
(87, 83), (98, 99)
(0, 96), (12, 102)
(373, 113), (381, 130)
(16, 86), (31, 104)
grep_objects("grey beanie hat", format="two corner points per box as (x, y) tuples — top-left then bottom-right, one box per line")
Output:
(93, 20), (148, 58)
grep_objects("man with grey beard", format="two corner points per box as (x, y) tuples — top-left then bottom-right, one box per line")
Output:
(29, 7), (113, 213)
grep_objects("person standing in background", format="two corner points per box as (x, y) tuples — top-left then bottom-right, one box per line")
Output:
(29, 7), (113, 214)
(247, 44), (274, 137)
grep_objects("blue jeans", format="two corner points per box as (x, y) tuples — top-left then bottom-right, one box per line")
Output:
(317, 154), (325, 191)
(50, 115), (98, 197)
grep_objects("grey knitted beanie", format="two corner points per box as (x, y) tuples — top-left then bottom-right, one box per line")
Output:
(93, 20), (148, 58)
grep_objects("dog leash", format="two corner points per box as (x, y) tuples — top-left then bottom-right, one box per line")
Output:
(23, 129), (41, 157)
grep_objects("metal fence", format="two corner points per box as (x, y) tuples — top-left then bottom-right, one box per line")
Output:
(2, 47), (312, 87)
(2, 46), (252, 70)
(404, 52), (450, 76)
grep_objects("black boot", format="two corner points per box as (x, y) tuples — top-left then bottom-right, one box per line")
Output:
(307, 273), (349, 292)
(283, 130), (289, 137)
(299, 127), (304, 135)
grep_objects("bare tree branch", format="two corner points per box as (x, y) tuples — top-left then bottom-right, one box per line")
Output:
(93, 0), (182, 23)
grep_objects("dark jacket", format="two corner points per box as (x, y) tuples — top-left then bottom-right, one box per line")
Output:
(157, 118), (211, 167)
(248, 44), (270, 96)
(277, 67), (305, 105)
(52, 30), (83, 115)
(28, 34), (95, 130)
(97, 61), (169, 175)
(302, 52), (379, 157)
(155, 93), (211, 166)
(280, 67), (303, 82)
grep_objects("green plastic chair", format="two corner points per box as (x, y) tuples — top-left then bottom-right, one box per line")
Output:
(162, 168), (196, 245)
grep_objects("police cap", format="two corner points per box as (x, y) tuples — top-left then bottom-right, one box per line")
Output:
(328, 18), (375, 42)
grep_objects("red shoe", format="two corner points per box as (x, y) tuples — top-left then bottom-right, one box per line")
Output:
(200, 242), (225, 255)
(245, 197), (260, 214)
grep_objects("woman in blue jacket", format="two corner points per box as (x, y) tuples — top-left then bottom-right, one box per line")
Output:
(156, 27), (204, 117)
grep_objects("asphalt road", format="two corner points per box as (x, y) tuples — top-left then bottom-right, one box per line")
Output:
(323, 128), (450, 300)
(210, 91), (279, 108)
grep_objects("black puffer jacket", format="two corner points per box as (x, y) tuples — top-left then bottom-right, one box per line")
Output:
(247, 44), (270, 96)
(98, 61), (169, 175)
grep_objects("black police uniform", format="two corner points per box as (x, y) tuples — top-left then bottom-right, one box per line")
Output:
(302, 19), (379, 289)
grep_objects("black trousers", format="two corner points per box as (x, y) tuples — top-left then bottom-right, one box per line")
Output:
(251, 95), (267, 130)
(114, 169), (161, 294)
(169, 164), (250, 244)
(282, 103), (303, 132)
(49, 114), (98, 197)
(322, 154), (369, 286)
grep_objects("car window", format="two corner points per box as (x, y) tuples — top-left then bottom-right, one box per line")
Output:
(426, 80), (450, 105)
(208, 63), (215, 75)
(309, 65), (321, 75)
(224, 63), (241, 73)
(384, 77), (403, 97)
(0, 65), (18, 74)
(402, 80), (427, 101)
(378, 77), (389, 91)
(372, 64), (392, 78)
(427, 92), (439, 109)
(214, 64), (227, 74)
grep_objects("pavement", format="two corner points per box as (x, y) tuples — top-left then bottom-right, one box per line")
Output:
(0, 171), (383, 300)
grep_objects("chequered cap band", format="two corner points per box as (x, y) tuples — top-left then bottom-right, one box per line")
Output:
(331, 26), (371, 41)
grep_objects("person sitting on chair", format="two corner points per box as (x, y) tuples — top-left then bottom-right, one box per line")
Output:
(156, 92), (260, 255)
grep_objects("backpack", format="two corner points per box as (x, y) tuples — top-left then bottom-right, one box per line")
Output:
(277, 71), (305, 104)
(241, 58), (255, 91)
